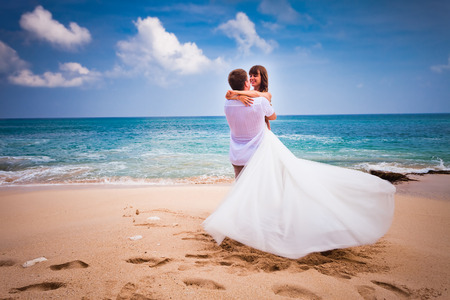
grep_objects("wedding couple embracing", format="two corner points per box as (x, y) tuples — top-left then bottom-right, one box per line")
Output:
(203, 66), (396, 259)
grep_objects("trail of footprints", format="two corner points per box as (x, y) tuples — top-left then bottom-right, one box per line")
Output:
(164, 230), (441, 299)
(114, 226), (442, 299)
(1, 206), (443, 299)
(0, 259), (89, 295)
(177, 230), (387, 277)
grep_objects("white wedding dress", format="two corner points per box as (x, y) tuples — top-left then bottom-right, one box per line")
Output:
(203, 128), (395, 259)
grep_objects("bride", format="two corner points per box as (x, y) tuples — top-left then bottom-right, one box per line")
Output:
(202, 66), (395, 259)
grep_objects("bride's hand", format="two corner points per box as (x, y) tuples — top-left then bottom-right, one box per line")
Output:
(225, 90), (237, 99)
(237, 95), (254, 106)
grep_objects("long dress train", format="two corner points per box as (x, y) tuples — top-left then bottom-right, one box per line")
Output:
(202, 128), (395, 259)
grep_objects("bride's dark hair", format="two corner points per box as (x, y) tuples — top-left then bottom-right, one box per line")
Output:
(249, 65), (268, 92)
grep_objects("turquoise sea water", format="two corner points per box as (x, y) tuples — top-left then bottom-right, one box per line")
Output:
(0, 114), (449, 186)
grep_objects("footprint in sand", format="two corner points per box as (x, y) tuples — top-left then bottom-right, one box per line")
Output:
(371, 281), (411, 299)
(180, 232), (213, 242)
(116, 282), (152, 300)
(185, 253), (211, 259)
(183, 278), (225, 290)
(357, 285), (377, 300)
(126, 257), (171, 268)
(50, 260), (89, 270)
(272, 284), (322, 299)
(9, 282), (65, 294)
(185, 254), (212, 266)
(0, 259), (16, 267)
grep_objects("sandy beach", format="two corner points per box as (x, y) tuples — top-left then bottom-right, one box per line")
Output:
(0, 175), (449, 299)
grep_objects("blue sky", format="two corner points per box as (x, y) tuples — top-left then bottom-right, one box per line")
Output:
(0, 0), (449, 118)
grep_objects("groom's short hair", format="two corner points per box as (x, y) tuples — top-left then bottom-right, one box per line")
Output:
(228, 69), (247, 90)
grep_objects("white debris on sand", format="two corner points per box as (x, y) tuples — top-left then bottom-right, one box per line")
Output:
(129, 235), (143, 241)
(22, 257), (47, 268)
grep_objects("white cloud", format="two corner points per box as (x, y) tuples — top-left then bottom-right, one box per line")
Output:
(261, 21), (282, 32)
(295, 43), (323, 56)
(0, 41), (28, 74)
(115, 16), (224, 84)
(20, 5), (91, 50)
(8, 62), (100, 87)
(312, 42), (323, 50)
(258, 0), (312, 24)
(218, 12), (277, 55)
(60, 62), (90, 75)
(0, 41), (97, 88)
(357, 83), (364, 88)
(430, 55), (450, 73)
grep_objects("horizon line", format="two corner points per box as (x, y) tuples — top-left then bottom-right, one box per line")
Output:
(1, 112), (450, 121)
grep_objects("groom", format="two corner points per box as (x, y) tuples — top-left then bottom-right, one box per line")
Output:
(225, 69), (277, 178)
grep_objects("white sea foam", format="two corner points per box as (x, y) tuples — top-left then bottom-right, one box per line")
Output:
(0, 165), (92, 185)
(93, 177), (176, 185)
(0, 172), (234, 186)
(277, 134), (343, 144)
(1, 157), (446, 186)
(0, 155), (54, 163)
(75, 152), (106, 160)
(97, 161), (128, 173)
(435, 157), (448, 170)
(355, 159), (450, 174)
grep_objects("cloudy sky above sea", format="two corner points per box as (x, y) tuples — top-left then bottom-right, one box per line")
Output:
(0, 0), (449, 118)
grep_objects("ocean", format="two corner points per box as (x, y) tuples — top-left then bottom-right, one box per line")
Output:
(0, 114), (449, 186)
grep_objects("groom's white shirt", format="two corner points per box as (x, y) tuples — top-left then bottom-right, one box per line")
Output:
(224, 97), (274, 166)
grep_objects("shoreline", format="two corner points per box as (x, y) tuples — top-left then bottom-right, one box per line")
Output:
(1, 169), (448, 188)
(0, 174), (449, 299)
(0, 171), (448, 193)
